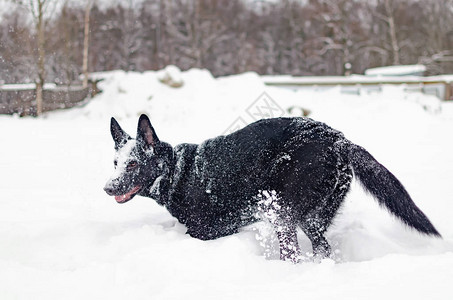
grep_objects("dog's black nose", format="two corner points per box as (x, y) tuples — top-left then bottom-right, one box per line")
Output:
(104, 185), (116, 196)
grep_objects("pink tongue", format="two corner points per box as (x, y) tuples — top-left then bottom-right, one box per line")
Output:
(115, 186), (140, 203)
(115, 195), (128, 202)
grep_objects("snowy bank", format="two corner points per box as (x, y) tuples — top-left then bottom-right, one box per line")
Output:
(1, 69), (452, 299)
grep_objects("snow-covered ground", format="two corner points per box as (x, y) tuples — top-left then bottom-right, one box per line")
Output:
(1, 68), (453, 299)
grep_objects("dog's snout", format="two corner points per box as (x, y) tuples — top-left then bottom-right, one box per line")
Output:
(104, 177), (123, 196)
(104, 183), (117, 196)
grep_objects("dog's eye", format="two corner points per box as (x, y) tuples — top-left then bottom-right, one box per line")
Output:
(127, 161), (138, 170)
(114, 160), (118, 167)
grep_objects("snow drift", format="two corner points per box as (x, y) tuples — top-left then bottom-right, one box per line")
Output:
(1, 68), (453, 299)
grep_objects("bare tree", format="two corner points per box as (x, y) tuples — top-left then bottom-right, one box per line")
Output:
(384, 0), (400, 65)
(82, 0), (93, 87)
(28, 0), (48, 115)
(11, 0), (55, 115)
(166, 0), (236, 70)
(0, 9), (35, 83)
(3, 0), (453, 83)
(372, 0), (401, 65)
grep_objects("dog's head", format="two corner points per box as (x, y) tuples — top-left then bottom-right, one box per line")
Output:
(104, 114), (173, 204)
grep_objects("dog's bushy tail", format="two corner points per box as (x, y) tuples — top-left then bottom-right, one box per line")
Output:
(348, 143), (441, 237)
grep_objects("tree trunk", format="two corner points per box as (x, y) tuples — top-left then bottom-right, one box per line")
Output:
(82, 1), (92, 88)
(384, 0), (400, 65)
(36, 0), (45, 116)
(35, 80), (43, 116)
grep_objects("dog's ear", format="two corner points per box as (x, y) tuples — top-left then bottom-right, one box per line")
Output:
(137, 114), (159, 150)
(110, 117), (131, 149)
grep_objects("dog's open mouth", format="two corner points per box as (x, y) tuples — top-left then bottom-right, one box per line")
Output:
(115, 185), (141, 203)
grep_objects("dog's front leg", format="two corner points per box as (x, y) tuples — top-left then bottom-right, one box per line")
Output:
(275, 223), (302, 263)
(257, 190), (302, 263)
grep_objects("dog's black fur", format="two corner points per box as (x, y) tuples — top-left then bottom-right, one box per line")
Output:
(104, 115), (440, 262)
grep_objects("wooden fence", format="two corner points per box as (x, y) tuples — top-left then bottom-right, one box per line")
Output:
(0, 85), (92, 116)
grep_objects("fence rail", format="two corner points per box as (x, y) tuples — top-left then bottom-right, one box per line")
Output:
(262, 75), (453, 101)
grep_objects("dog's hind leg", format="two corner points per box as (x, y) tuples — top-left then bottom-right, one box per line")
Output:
(300, 218), (332, 258)
(257, 190), (302, 263)
(300, 164), (353, 259)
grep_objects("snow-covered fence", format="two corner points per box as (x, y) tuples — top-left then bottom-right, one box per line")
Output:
(262, 75), (453, 101)
(0, 85), (90, 116)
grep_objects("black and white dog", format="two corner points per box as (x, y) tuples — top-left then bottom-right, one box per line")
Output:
(104, 115), (440, 263)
